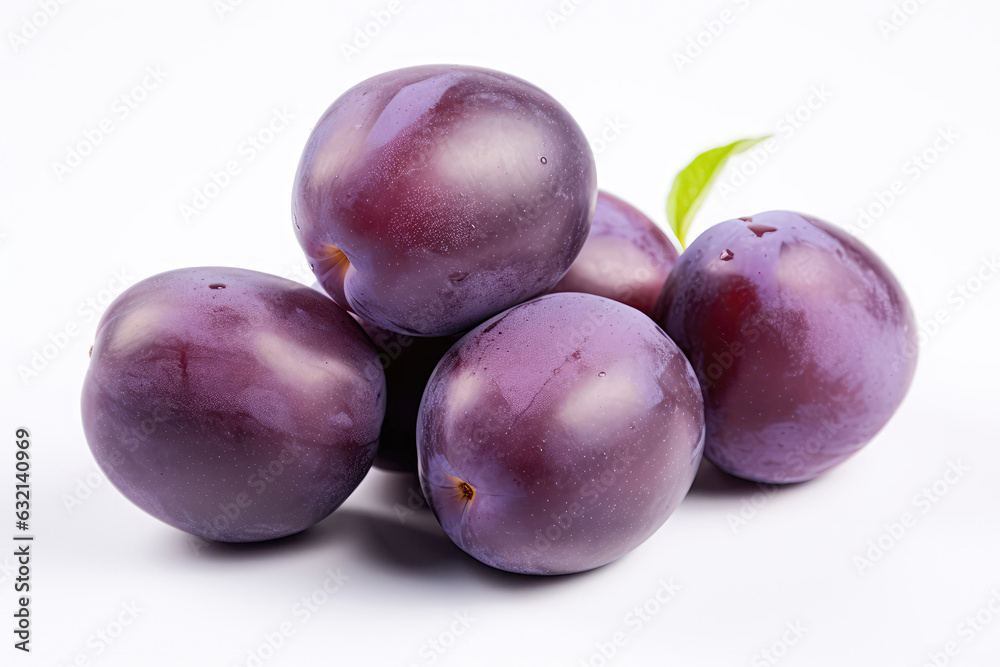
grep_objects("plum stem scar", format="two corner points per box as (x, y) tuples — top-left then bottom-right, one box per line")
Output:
(457, 480), (475, 503)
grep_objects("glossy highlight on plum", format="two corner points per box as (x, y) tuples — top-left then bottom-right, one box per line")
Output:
(417, 293), (705, 575)
(551, 191), (679, 317)
(293, 64), (598, 336)
(81, 267), (386, 542)
(654, 211), (917, 483)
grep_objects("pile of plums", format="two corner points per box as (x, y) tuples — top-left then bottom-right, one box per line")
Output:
(82, 65), (917, 575)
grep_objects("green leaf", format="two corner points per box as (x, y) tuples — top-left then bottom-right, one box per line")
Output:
(667, 135), (771, 249)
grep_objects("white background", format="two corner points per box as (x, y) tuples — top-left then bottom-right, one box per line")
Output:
(2, 1), (999, 666)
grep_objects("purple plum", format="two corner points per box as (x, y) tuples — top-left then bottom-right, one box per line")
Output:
(417, 293), (705, 575)
(654, 212), (917, 484)
(293, 64), (597, 336)
(552, 191), (679, 317)
(358, 319), (457, 472)
(81, 267), (386, 541)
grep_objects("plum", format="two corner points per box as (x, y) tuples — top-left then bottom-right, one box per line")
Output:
(417, 293), (705, 575)
(358, 319), (457, 472)
(654, 212), (917, 484)
(292, 64), (597, 337)
(81, 267), (385, 541)
(551, 191), (678, 317)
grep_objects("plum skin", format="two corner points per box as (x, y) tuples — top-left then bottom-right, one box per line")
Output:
(310, 280), (456, 473)
(293, 64), (597, 337)
(551, 191), (679, 317)
(417, 293), (705, 575)
(357, 319), (457, 472)
(81, 267), (386, 542)
(654, 212), (917, 484)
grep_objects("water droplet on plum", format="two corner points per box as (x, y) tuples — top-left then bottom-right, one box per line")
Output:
(747, 223), (778, 237)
